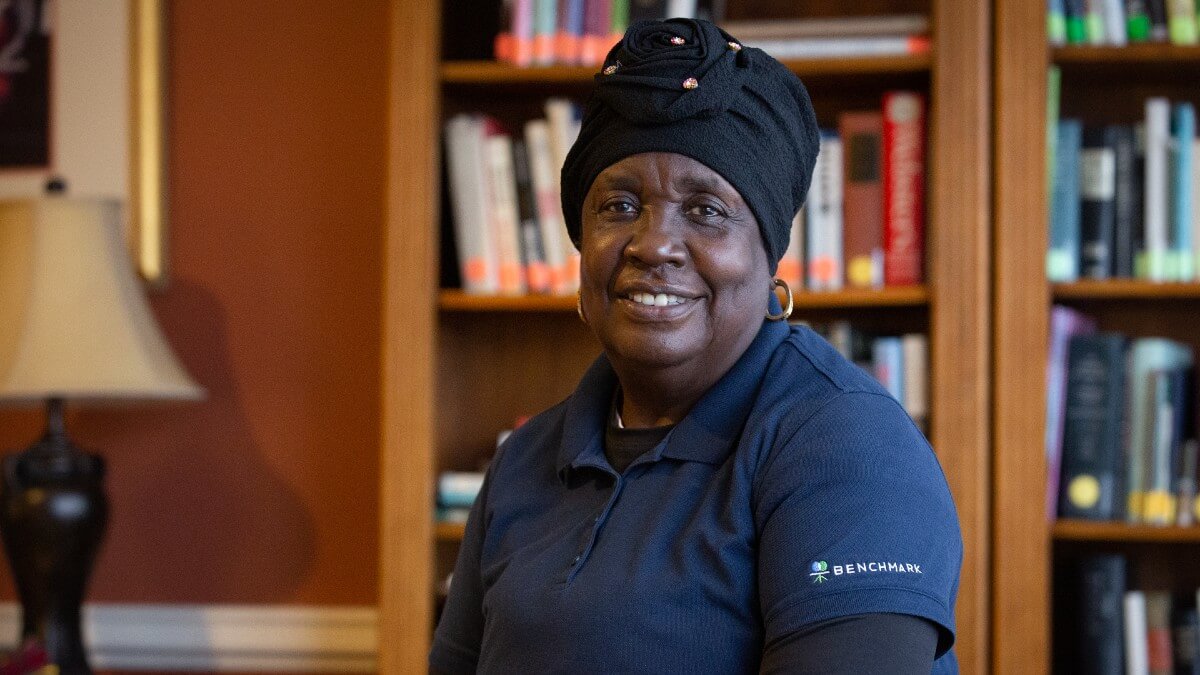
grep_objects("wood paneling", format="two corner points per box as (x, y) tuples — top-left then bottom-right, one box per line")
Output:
(993, 0), (1052, 671)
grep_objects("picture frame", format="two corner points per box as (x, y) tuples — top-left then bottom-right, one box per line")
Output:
(0, 0), (168, 286)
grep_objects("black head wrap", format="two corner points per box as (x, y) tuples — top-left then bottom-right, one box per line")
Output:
(560, 18), (821, 272)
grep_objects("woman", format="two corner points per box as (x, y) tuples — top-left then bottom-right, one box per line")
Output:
(431, 18), (961, 674)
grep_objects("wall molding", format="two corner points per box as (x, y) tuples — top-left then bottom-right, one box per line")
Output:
(0, 603), (377, 672)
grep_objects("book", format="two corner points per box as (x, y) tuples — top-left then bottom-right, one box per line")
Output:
(1050, 0), (1069, 44)
(1126, 0), (1153, 40)
(872, 336), (905, 404)
(1140, 98), (1171, 281)
(776, 208), (804, 291)
(628, 0), (668, 21)
(1178, 439), (1199, 526)
(1047, 306), (1098, 519)
(545, 99), (582, 291)
(1076, 554), (1127, 675)
(1148, 0), (1170, 40)
(1112, 125), (1140, 278)
(523, 120), (571, 294)
(1080, 126), (1119, 279)
(1125, 338), (1193, 522)
(745, 35), (932, 59)
(1144, 368), (1187, 525)
(1066, 0), (1090, 42)
(555, 0), (586, 63)
(806, 132), (844, 291)
(1171, 103), (1195, 280)
(1173, 606), (1199, 675)
(1047, 67), (1062, 201)
(1049, 119), (1083, 282)
(1104, 0), (1130, 43)
(1167, 0), (1200, 42)
(1147, 592), (1175, 675)
(438, 471), (486, 508)
(840, 111), (885, 289)
(721, 14), (929, 39)
(511, 139), (551, 294)
(514, 0), (536, 66)
(666, 0), (696, 18)
(882, 91), (925, 286)
(580, 0), (613, 66)
(1127, 591), (1152, 675)
(902, 333), (929, 431)
(533, 0), (559, 64)
(1058, 333), (1128, 520)
(444, 115), (499, 294)
(611, 0), (630, 45)
(1084, 0), (1109, 42)
(1194, 138), (1200, 282)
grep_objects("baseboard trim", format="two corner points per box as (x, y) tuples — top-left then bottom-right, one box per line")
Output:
(0, 603), (378, 672)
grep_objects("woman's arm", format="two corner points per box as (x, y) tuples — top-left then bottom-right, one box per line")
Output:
(760, 613), (938, 674)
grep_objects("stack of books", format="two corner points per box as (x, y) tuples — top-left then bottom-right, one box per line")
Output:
(721, 14), (931, 60)
(1048, 88), (1200, 282)
(1047, 305), (1200, 525)
(783, 92), (927, 293)
(1048, 0), (1200, 46)
(444, 99), (582, 296)
(494, 0), (724, 67)
(1058, 554), (1199, 674)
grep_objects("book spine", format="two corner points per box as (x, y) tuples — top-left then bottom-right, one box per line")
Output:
(496, 0), (517, 63)
(666, 0), (697, 17)
(1077, 554), (1128, 675)
(840, 111), (885, 289)
(882, 92), (925, 286)
(872, 336), (905, 403)
(1126, 591), (1152, 675)
(1105, 0), (1130, 43)
(514, 0), (536, 66)
(1047, 67), (1062, 201)
(1046, 305), (1098, 518)
(1080, 126), (1119, 278)
(806, 133), (844, 291)
(1171, 103), (1196, 280)
(556, 0), (586, 64)
(1084, 0), (1109, 42)
(545, 99), (582, 292)
(1146, 592), (1175, 675)
(1059, 333), (1128, 520)
(437, 472), (486, 507)
(1178, 438), (1199, 526)
(1125, 338), (1194, 521)
(1066, 0), (1090, 42)
(1127, 0), (1153, 40)
(1168, 0), (1200, 42)
(580, 0), (614, 66)
(1194, 138), (1200, 280)
(444, 116), (499, 294)
(533, 0), (559, 64)
(1050, 119), (1083, 282)
(902, 333), (929, 431)
(1172, 607), (1200, 674)
(1050, 0), (1069, 44)
(1113, 125), (1139, 278)
(776, 208), (805, 290)
(1148, 0), (1170, 40)
(523, 120), (570, 294)
(1142, 99), (1171, 281)
(483, 124), (528, 295)
(747, 35), (932, 59)
(511, 139), (551, 294)
(628, 0), (669, 21)
(611, 0), (630, 43)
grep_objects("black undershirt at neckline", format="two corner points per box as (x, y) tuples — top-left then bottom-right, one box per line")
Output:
(604, 416), (674, 474)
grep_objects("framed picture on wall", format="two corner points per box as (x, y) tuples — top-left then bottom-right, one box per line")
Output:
(0, 0), (168, 285)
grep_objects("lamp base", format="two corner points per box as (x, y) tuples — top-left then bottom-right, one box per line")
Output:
(0, 399), (107, 675)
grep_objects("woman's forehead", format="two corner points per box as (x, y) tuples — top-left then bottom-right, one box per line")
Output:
(594, 153), (740, 197)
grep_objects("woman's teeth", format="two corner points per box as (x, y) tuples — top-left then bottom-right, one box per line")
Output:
(628, 292), (685, 306)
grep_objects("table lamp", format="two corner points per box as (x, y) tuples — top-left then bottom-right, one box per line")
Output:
(0, 198), (204, 674)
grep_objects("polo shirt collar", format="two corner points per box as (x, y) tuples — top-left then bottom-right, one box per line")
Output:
(557, 319), (790, 480)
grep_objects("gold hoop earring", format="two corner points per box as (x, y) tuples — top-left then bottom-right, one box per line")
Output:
(765, 278), (794, 321)
(576, 293), (586, 323)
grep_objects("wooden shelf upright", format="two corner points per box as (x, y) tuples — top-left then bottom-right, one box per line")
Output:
(382, 1), (991, 672)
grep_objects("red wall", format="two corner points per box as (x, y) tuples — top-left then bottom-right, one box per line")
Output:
(0, 0), (387, 605)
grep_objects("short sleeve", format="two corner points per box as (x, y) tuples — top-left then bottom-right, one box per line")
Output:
(755, 391), (962, 659)
(429, 462), (495, 674)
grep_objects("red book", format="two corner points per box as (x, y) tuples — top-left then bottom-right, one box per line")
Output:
(882, 91), (926, 286)
(839, 111), (885, 289)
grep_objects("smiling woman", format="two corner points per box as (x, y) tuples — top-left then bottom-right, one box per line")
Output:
(430, 17), (962, 675)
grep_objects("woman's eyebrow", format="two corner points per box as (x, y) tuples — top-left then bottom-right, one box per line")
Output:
(675, 174), (733, 197)
(596, 173), (641, 192)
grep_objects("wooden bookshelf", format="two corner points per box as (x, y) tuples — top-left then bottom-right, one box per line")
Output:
(441, 53), (933, 84)
(384, 1), (992, 672)
(439, 285), (930, 312)
(435, 521), (467, 542)
(1054, 520), (1200, 543)
(1053, 43), (1200, 65)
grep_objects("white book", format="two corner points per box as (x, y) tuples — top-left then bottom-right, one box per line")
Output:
(1142, 98), (1171, 282)
(484, 130), (528, 295)
(523, 120), (571, 295)
(1124, 591), (1150, 675)
(776, 208), (805, 290)
(1103, 0), (1128, 44)
(1085, 0), (1108, 45)
(806, 134), (844, 291)
(747, 36), (927, 59)
(444, 115), (499, 294)
(544, 98), (581, 292)
(902, 333), (929, 430)
(1192, 138), (1200, 278)
(666, 0), (697, 18)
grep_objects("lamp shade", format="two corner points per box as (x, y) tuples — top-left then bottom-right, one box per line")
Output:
(0, 198), (203, 404)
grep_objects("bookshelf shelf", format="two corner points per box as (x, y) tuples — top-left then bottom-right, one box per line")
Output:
(1053, 44), (1200, 66)
(436, 521), (467, 542)
(1052, 280), (1200, 300)
(440, 54), (933, 85)
(438, 286), (930, 312)
(1053, 520), (1200, 543)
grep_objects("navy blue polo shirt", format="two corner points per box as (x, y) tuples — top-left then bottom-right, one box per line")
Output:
(431, 319), (962, 674)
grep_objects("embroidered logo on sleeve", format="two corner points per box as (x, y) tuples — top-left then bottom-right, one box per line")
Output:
(811, 559), (923, 582)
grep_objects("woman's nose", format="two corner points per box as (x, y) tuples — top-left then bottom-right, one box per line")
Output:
(625, 207), (686, 268)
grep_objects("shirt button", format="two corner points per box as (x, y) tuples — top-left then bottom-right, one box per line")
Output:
(572, 555), (582, 565)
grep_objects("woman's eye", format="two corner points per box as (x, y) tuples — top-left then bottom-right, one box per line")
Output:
(603, 199), (638, 215)
(688, 203), (724, 219)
